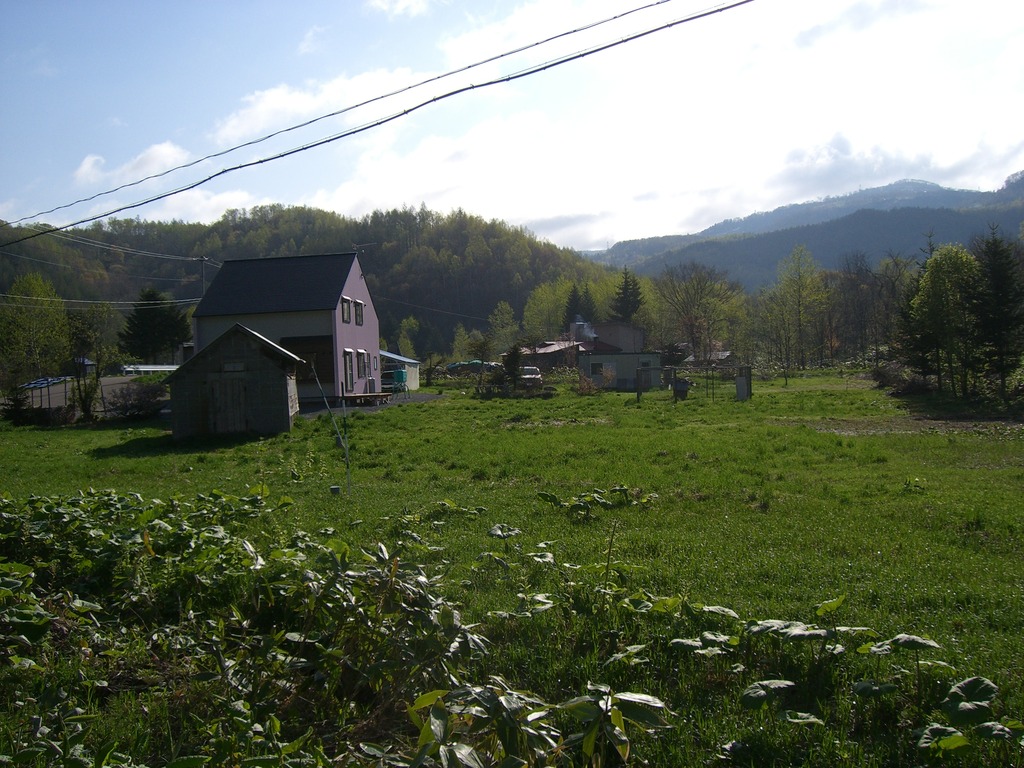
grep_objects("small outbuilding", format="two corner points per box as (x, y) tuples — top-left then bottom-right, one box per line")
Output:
(578, 351), (661, 392)
(380, 350), (421, 392)
(165, 324), (304, 439)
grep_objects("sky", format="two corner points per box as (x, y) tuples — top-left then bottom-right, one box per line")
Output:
(3, 0), (1024, 252)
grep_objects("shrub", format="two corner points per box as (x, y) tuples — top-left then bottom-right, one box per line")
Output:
(105, 380), (167, 419)
(872, 362), (930, 395)
(0, 386), (76, 426)
(0, 385), (32, 425)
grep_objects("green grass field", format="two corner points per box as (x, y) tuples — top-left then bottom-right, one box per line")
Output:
(2, 373), (1022, 766)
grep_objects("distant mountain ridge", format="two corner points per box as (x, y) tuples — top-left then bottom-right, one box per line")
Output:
(594, 171), (1024, 287)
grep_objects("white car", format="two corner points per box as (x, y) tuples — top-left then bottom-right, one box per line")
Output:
(519, 366), (543, 389)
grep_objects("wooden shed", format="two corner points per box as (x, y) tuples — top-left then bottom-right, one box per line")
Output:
(166, 324), (304, 439)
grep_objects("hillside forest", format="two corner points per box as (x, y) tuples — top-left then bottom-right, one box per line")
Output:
(2, 202), (1024, 408)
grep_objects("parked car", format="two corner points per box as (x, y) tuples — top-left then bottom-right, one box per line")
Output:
(519, 366), (543, 389)
(445, 360), (501, 376)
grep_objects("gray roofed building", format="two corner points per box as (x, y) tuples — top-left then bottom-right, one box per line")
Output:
(194, 253), (359, 318)
(191, 252), (381, 402)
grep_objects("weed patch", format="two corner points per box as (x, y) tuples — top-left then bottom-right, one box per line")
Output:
(1, 376), (1023, 765)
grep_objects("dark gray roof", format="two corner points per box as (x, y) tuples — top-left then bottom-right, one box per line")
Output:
(166, 323), (304, 384)
(194, 253), (358, 318)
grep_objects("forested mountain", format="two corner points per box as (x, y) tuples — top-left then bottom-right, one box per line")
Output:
(602, 172), (1024, 288)
(4, 172), (1024, 364)
(638, 204), (1024, 290)
(4, 183), (1024, 405)
(0, 205), (608, 355)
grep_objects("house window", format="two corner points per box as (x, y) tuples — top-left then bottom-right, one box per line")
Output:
(356, 349), (367, 379)
(590, 362), (604, 376)
(354, 301), (364, 326)
(341, 298), (352, 324)
(343, 349), (354, 393)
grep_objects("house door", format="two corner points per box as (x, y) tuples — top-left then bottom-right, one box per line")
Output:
(209, 377), (246, 433)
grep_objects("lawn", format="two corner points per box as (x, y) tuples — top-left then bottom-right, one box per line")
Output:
(2, 372), (1022, 766)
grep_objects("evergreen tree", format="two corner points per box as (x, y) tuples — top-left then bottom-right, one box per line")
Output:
(579, 284), (597, 324)
(502, 342), (522, 388)
(466, 330), (493, 387)
(119, 288), (191, 363)
(610, 267), (645, 322)
(971, 227), (1024, 402)
(562, 283), (582, 332)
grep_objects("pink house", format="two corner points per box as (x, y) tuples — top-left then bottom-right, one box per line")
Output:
(193, 253), (381, 401)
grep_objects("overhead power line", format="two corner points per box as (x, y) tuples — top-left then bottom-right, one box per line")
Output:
(0, 247), (198, 283)
(375, 294), (490, 323)
(0, 0), (755, 250)
(0, 0), (687, 230)
(0, 222), (196, 267)
(0, 292), (200, 309)
(39, 225), (195, 260)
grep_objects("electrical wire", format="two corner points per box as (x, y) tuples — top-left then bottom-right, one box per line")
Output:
(41, 227), (195, 260)
(1, 0), (689, 230)
(0, 292), (200, 308)
(374, 294), (490, 323)
(0, 221), (197, 268)
(0, 0), (755, 250)
(0, 247), (200, 283)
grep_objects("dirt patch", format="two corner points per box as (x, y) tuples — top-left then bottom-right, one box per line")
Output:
(501, 416), (612, 429)
(807, 416), (1024, 437)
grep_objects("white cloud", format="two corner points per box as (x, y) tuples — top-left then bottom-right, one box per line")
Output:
(298, 25), (326, 55)
(129, 188), (269, 225)
(212, 68), (424, 146)
(259, 0), (1024, 248)
(74, 142), (192, 188)
(74, 155), (107, 186)
(120, 142), (192, 183)
(93, 187), (266, 228)
(36, 0), (1024, 250)
(794, 0), (926, 47)
(366, 0), (431, 18)
(0, 198), (19, 221)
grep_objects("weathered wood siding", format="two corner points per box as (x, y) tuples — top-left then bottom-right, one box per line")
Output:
(169, 327), (300, 439)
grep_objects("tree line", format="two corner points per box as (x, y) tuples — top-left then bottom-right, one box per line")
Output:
(0, 278), (189, 421)
(3, 203), (1023, 409)
(1, 204), (604, 353)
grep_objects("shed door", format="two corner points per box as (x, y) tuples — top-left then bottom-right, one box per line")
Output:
(209, 377), (246, 433)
